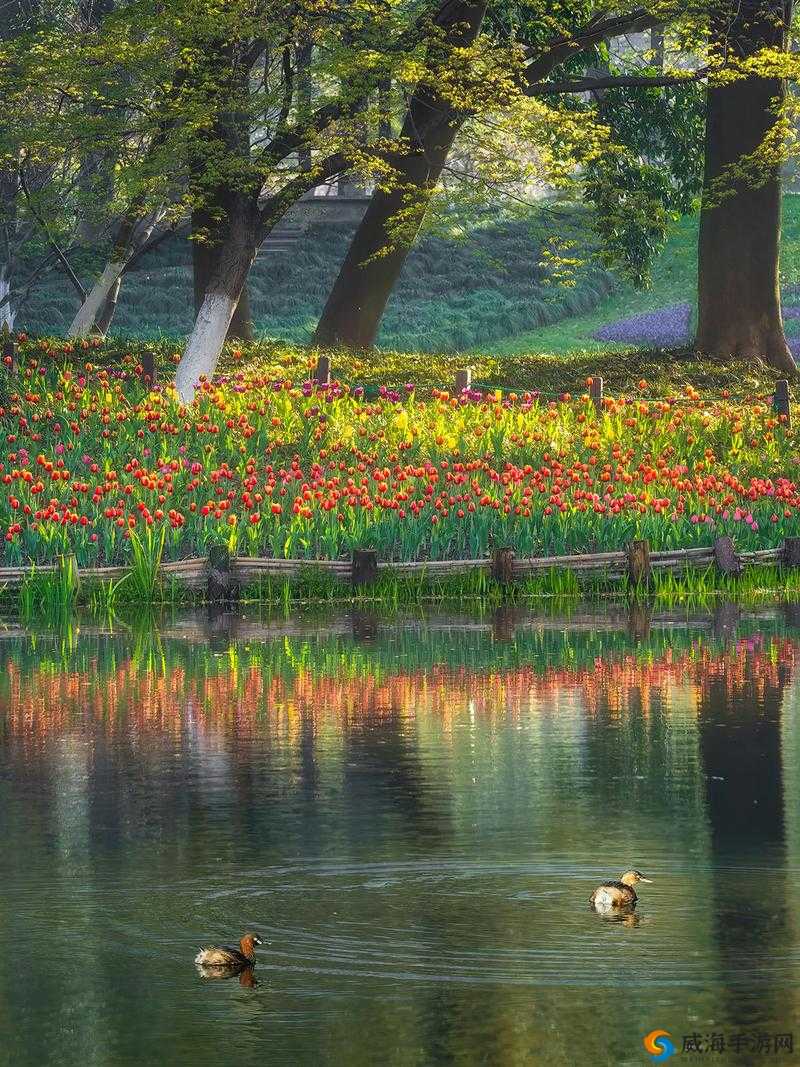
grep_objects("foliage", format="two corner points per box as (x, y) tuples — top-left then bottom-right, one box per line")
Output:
(0, 0), (709, 349)
(581, 81), (705, 288)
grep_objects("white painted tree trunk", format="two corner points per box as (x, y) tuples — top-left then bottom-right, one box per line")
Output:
(175, 289), (238, 404)
(0, 264), (15, 331)
(67, 259), (126, 338)
(67, 207), (165, 338)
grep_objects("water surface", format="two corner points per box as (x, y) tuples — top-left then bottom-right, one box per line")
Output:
(2, 605), (800, 1066)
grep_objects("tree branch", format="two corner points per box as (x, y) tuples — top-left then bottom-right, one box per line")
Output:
(18, 165), (86, 302)
(254, 0), (477, 172)
(530, 69), (707, 96)
(524, 7), (663, 88)
(120, 223), (177, 276)
(256, 153), (349, 242)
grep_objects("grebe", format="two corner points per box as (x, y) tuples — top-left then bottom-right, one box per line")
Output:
(590, 870), (652, 910)
(195, 933), (262, 971)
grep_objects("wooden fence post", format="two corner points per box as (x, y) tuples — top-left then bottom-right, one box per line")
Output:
(783, 537), (800, 567)
(628, 602), (650, 642)
(454, 368), (472, 393)
(773, 379), (791, 427)
(141, 348), (156, 386)
(492, 547), (515, 585)
(207, 544), (232, 602)
(352, 548), (378, 586)
(314, 354), (331, 387)
(713, 535), (742, 576)
(627, 539), (651, 587)
(589, 376), (604, 414)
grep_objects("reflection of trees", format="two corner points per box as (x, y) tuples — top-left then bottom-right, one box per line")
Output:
(341, 694), (446, 851)
(696, 641), (794, 1029)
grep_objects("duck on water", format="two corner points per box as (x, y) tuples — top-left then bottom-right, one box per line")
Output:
(195, 933), (263, 976)
(590, 870), (652, 911)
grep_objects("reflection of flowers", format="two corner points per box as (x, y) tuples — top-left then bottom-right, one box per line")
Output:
(2, 636), (794, 748)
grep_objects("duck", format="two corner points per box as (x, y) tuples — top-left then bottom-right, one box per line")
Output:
(195, 932), (262, 973)
(589, 869), (652, 911)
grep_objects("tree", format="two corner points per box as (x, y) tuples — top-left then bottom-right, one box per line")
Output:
(1, 0), (178, 336)
(314, 0), (489, 349)
(170, 0), (547, 400)
(313, 4), (691, 350)
(4, 0), (446, 387)
(171, 0), (445, 401)
(188, 36), (254, 344)
(695, 0), (796, 373)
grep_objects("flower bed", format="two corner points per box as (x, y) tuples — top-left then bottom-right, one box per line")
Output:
(592, 304), (692, 346)
(591, 302), (800, 359)
(1, 339), (799, 568)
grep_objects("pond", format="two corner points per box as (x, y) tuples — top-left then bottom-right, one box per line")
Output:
(1, 604), (800, 1066)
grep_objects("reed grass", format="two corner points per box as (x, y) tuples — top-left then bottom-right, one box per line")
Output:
(18, 556), (80, 624)
(125, 527), (167, 602)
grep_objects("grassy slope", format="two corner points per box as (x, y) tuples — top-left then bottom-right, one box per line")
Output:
(23, 195), (800, 358)
(22, 208), (617, 353)
(489, 194), (800, 356)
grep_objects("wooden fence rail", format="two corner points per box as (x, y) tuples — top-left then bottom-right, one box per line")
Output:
(0, 536), (797, 601)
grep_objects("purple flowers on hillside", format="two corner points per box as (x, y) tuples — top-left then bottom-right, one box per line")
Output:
(593, 304), (692, 346)
(594, 301), (800, 360)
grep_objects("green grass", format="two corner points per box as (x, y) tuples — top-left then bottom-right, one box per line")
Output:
(9, 559), (800, 623)
(20, 207), (617, 353)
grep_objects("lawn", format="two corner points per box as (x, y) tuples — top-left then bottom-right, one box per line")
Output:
(1, 339), (798, 585)
(489, 193), (800, 356)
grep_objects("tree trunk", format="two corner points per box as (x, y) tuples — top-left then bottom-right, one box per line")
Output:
(0, 263), (15, 330)
(696, 0), (795, 374)
(188, 33), (255, 346)
(68, 257), (128, 337)
(192, 206), (254, 343)
(176, 203), (257, 404)
(313, 1), (487, 349)
(95, 275), (121, 335)
(68, 209), (162, 338)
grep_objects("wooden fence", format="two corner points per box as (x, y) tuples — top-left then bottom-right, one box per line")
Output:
(1, 536), (798, 602)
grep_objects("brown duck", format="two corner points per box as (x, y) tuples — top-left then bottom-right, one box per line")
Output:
(589, 869), (652, 911)
(195, 933), (262, 972)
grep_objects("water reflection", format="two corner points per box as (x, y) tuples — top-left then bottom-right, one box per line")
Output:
(1, 607), (800, 1064)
